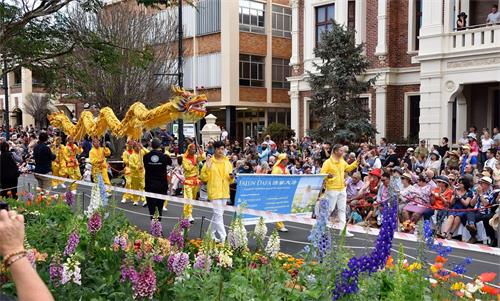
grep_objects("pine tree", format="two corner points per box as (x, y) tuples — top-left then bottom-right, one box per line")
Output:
(307, 21), (377, 144)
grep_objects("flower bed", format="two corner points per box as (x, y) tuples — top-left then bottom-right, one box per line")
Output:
(0, 193), (498, 300)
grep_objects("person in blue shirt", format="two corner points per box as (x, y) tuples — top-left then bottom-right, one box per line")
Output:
(258, 142), (270, 163)
(460, 145), (477, 175)
(465, 176), (496, 245)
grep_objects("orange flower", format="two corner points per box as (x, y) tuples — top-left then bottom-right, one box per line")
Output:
(26, 200), (32, 207)
(479, 272), (497, 283)
(481, 285), (499, 295)
(435, 255), (448, 264)
(434, 263), (444, 270)
(385, 256), (395, 269)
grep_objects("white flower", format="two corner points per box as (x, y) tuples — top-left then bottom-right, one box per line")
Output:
(61, 255), (82, 286)
(217, 249), (233, 268)
(265, 230), (280, 258)
(466, 282), (480, 293)
(428, 278), (437, 285)
(85, 184), (102, 217)
(227, 218), (248, 251)
(254, 217), (267, 242)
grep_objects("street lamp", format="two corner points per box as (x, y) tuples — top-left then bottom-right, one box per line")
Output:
(2, 59), (9, 140)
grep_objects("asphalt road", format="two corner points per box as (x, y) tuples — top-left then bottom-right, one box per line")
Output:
(18, 174), (500, 280)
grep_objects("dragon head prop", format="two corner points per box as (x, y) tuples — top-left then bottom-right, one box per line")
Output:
(171, 86), (207, 122)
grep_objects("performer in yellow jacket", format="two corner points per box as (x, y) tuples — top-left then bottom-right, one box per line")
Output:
(182, 143), (205, 222)
(271, 153), (290, 233)
(51, 136), (67, 189)
(121, 140), (135, 204)
(128, 142), (146, 206)
(63, 136), (82, 193)
(200, 141), (234, 242)
(89, 137), (111, 185)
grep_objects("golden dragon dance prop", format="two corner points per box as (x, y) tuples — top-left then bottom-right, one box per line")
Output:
(48, 86), (207, 140)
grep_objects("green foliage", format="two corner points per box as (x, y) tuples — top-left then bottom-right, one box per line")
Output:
(263, 123), (295, 143)
(307, 21), (377, 144)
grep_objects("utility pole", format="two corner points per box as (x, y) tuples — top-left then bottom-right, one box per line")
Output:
(2, 59), (9, 140)
(177, 0), (185, 153)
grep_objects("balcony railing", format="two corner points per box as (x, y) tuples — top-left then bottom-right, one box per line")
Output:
(449, 23), (500, 52)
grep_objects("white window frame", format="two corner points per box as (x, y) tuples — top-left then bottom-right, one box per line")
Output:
(407, 0), (421, 54)
(272, 4), (292, 38)
(239, 0), (266, 34)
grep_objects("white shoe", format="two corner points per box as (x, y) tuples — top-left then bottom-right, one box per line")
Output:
(188, 216), (195, 224)
(133, 203), (138, 206)
(71, 190), (77, 195)
(278, 227), (289, 233)
(121, 199), (127, 204)
(60, 184), (67, 189)
(162, 207), (168, 212)
(344, 231), (354, 238)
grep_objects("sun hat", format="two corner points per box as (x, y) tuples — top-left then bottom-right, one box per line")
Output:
(369, 168), (382, 178)
(435, 175), (450, 186)
(479, 176), (493, 185)
(401, 173), (413, 181)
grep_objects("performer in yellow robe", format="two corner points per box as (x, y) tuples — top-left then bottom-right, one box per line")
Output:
(89, 137), (111, 185)
(128, 142), (146, 206)
(182, 143), (205, 222)
(271, 153), (290, 232)
(51, 136), (67, 189)
(63, 136), (82, 193)
(121, 140), (135, 204)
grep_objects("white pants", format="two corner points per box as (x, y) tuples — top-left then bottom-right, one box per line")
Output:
(325, 189), (347, 231)
(210, 199), (227, 241)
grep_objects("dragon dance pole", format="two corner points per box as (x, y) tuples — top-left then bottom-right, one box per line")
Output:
(177, 0), (185, 153)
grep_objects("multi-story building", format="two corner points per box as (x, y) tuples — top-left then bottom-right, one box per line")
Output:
(288, 0), (500, 145)
(176, 0), (292, 140)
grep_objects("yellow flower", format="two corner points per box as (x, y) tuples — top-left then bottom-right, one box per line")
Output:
(430, 265), (438, 274)
(451, 282), (466, 291)
(407, 262), (422, 272)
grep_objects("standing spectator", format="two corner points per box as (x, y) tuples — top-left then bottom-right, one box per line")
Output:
(480, 130), (494, 168)
(319, 142), (332, 164)
(402, 148), (415, 171)
(436, 137), (450, 158)
(80, 135), (92, 158)
(382, 144), (399, 167)
(320, 144), (359, 237)
(456, 12), (467, 30)
(414, 140), (428, 159)
(0, 142), (20, 197)
(200, 141), (234, 243)
(33, 132), (56, 189)
(258, 142), (270, 163)
(486, 4), (500, 24)
(484, 149), (497, 170)
(220, 126), (228, 141)
(143, 138), (172, 220)
(460, 145), (477, 175)
(377, 137), (388, 163)
(458, 131), (469, 146)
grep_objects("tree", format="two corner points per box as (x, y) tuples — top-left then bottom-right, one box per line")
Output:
(24, 93), (52, 128)
(307, 21), (376, 144)
(263, 123), (295, 144)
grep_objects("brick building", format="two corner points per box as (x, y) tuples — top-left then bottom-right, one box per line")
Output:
(288, 0), (500, 145)
(176, 0), (293, 140)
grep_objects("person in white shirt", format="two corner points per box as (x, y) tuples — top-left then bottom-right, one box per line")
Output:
(486, 4), (500, 24)
(220, 126), (228, 141)
(484, 149), (498, 170)
(481, 130), (494, 166)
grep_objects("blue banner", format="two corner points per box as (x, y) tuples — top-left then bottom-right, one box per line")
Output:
(235, 174), (326, 222)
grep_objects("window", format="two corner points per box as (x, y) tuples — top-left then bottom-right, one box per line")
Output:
(196, 0), (221, 35)
(409, 95), (420, 142)
(347, 0), (355, 30)
(13, 68), (21, 85)
(239, 0), (265, 34)
(272, 58), (291, 89)
(315, 3), (335, 46)
(272, 5), (292, 37)
(239, 54), (265, 87)
(415, 0), (422, 50)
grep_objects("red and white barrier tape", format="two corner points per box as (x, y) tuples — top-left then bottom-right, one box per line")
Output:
(31, 173), (500, 256)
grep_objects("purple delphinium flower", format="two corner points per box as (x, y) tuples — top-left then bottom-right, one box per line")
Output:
(150, 218), (163, 237)
(64, 231), (80, 257)
(423, 220), (453, 257)
(87, 211), (102, 236)
(152, 255), (164, 263)
(307, 198), (331, 261)
(452, 257), (473, 275)
(179, 218), (191, 230)
(132, 265), (156, 300)
(65, 190), (75, 206)
(168, 228), (184, 250)
(120, 264), (138, 283)
(167, 252), (190, 276)
(49, 258), (63, 286)
(193, 253), (212, 273)
(332, 197), (398, 301)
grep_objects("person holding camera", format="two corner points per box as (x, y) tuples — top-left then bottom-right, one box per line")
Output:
(0, 208), (54, 301)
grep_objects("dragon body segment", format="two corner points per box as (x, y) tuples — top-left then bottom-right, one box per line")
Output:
(48, 86), (207, 140)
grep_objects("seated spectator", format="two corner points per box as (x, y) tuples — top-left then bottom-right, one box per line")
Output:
(484, 148), (497, 170)
(360, 149), (381, 177)
(445, 150), (461, 172)
(440, 176), (473, 240)
(346, 172), (364, 204)
(399, 173), (414, 220)
(290, 160), (303, 175)
(402, 147), (415, 171)
(465, 176), (496, 245)
(425, 150), (441, 171)
(426, 176), (453, 236)
(352, 168), (382, 224)
(486, 4), (500, 24)
(365, 172), (391, 227)
(402, 174), (432, 224)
